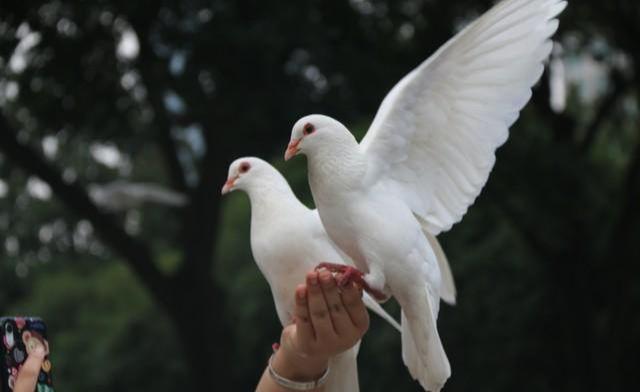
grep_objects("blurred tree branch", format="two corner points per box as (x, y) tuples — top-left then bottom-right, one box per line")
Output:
(140, 61), (189, 194)
(0, 111), (169, 302)
(124, 3), (189, 194)
(128, 12), (226, 279)
(124, 12), (233, 389)
(0, 104), (230, 389)
(179, 130), (225, 276)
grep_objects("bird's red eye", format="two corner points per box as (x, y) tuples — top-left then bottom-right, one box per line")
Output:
(239, 162), (251, 173)
(303, 123), (315, 135)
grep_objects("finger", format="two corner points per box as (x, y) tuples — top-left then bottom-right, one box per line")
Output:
(319, 269), (350, 335)
(293, 284), (314, 344)
(341, 281), (370, 333)
(306, 271), (333, 340)
(14, 346), (45, 392)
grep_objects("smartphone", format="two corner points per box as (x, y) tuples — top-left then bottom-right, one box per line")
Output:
(0, 317), (53, 391)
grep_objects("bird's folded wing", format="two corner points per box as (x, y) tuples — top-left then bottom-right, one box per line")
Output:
(361, 0), (567, 234)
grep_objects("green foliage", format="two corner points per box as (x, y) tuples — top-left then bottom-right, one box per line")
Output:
(7, 262), (189, 391)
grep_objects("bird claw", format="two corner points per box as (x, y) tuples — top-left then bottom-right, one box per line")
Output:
(336, 266), (364, 287)
(315, 262), (350, 274)
(314, 262), (389, 302)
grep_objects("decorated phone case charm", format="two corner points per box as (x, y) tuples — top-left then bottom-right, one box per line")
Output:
(1, 317), (54, 392)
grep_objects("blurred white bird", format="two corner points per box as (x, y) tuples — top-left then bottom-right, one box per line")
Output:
(222, 157), (403, 392)
(88, 181), (187, 211)
(284, 0), (567, 390)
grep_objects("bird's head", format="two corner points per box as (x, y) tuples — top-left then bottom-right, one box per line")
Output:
(285, 114), (353, 161)
(221, 157), (270, 195)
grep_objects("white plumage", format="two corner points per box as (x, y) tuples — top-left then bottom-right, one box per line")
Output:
(222, 157), (402, 392)
(284, 1), (567, 390)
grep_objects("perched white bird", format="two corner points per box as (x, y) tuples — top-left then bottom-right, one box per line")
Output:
(221, 157), (402, 392)
(283, 0), (567, 390)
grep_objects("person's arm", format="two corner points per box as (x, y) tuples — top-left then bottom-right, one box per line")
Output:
(257, 269), (370, 392)
(1, 345), (45, 392)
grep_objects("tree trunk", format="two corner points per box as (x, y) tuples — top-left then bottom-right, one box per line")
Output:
(160, 271), (234, 390)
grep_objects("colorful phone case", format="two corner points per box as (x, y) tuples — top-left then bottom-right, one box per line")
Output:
(0, 317), (54, 392)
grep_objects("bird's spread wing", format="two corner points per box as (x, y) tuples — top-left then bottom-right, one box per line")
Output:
(361, 0), (567, 234)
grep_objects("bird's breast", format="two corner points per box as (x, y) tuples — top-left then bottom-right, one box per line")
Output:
(317, 192), (423, 271)
(316, 197), (376, 271)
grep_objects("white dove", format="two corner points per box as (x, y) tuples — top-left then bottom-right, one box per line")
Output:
(283, 0), (567, 390)
(221, 156), (402, 392)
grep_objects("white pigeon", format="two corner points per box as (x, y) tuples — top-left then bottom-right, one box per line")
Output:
(221, 156), (402, 392)
(283, 0), (567, 390)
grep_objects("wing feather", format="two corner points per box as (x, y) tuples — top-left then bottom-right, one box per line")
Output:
(361, 0), (566, 234)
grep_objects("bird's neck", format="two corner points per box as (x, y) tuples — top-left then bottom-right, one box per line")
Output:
(246, 177), (308, 226)
(307, 141), (366, 206)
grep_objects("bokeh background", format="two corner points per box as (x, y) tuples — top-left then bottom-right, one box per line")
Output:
(1, 0), (638, 390)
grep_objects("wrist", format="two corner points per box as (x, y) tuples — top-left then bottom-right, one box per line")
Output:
(272, 344), (328, 382)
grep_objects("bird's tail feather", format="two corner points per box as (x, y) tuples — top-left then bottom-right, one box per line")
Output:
(424, 232), (457, 305)
(415, 213), (457, 305)
(362, 293), (401, 332)
(400, 288), (451, 392)
(325, 343), (360, 392)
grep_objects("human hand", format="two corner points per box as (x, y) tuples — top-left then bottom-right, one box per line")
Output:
(272, 269), (370, 382)
(2, 345), (46, 392)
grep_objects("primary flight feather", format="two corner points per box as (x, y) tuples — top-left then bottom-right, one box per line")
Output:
(284, 0), (567, 390)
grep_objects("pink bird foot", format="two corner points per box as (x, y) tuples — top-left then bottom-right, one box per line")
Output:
(315, 262), (389, 302)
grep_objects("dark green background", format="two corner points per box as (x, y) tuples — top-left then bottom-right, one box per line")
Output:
(0, 0), (638, 390)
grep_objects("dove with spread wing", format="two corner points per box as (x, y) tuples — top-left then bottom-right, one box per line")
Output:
(283, 0), (567, 390)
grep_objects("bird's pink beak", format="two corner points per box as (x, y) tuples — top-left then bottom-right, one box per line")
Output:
(284, 138), (301, 161)
(221, 177), (237, 195)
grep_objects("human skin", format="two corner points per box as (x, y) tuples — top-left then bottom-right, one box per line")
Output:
(256, 269), (370, 392)
(1, 345), (45, 392)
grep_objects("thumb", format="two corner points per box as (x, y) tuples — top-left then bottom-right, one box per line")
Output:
(13, 346), (45, 392)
